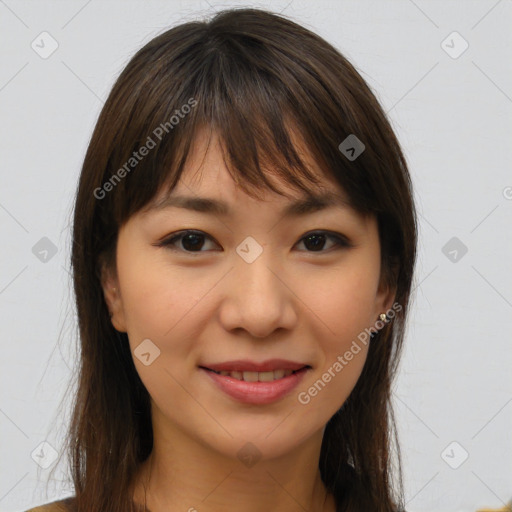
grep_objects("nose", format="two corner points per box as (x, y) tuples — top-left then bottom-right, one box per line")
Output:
(218, 248), (298, 338)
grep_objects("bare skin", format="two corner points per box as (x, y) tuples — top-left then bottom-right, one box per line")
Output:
(102, 127), (395, 512)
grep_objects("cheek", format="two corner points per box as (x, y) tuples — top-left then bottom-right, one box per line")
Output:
(290, 257), (379, 413)
(116, 251), (214, 409)
(293, 258), (380, 346)
(116, 239), (210, 340)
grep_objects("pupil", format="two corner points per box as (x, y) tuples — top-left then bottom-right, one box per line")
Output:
(304, 233), (325, 251)
(183, 233), (204, 251)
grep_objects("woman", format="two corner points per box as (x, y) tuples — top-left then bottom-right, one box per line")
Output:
(28, 7), (417, 512)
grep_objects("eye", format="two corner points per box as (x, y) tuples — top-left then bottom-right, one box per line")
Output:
(155, 230), (219, 253)
(154, 229), (352, 254)
(295, 231), (353, 252)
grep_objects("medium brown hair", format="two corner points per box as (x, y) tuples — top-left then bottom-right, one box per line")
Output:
(49, 7), (417, 512)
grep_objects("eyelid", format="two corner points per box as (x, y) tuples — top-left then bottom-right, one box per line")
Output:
(153, 230), (220, 254)
(303, 230), (353, 247)
(153, 229), (354, 253)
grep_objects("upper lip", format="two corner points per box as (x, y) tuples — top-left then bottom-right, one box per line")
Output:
(200, 359), (311, 373)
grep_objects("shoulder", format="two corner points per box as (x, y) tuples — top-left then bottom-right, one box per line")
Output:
(24, 496), (76, 512)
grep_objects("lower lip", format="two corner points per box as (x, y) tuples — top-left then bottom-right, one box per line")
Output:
(200, 367), (309, 405)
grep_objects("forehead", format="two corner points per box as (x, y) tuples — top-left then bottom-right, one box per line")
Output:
(146, 125), (353, 214)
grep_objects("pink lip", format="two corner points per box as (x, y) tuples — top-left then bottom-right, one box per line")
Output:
(201, 367), (310, 405)
(200, 359), (309, 373)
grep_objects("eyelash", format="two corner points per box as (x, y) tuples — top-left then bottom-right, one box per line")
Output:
(154, 229), (353, 255)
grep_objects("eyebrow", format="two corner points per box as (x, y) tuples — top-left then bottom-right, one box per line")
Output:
(146, 191), (351, 217)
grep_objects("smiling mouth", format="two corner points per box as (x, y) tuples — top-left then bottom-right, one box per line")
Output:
(200, 366), (311, 382)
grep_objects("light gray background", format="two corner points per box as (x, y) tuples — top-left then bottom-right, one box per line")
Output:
(1, 1), (511, 511)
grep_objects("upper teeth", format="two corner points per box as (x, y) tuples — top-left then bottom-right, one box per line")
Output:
(215, 369), (296, 381)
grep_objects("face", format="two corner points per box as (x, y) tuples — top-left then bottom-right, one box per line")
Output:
(101, 127), (395, 463)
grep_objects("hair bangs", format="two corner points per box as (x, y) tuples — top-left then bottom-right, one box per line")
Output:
(107, 22), (376, 232)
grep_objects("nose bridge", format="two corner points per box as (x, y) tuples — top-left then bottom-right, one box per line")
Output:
(234, 240), (282, 304)
(220, 238), (296, 337)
